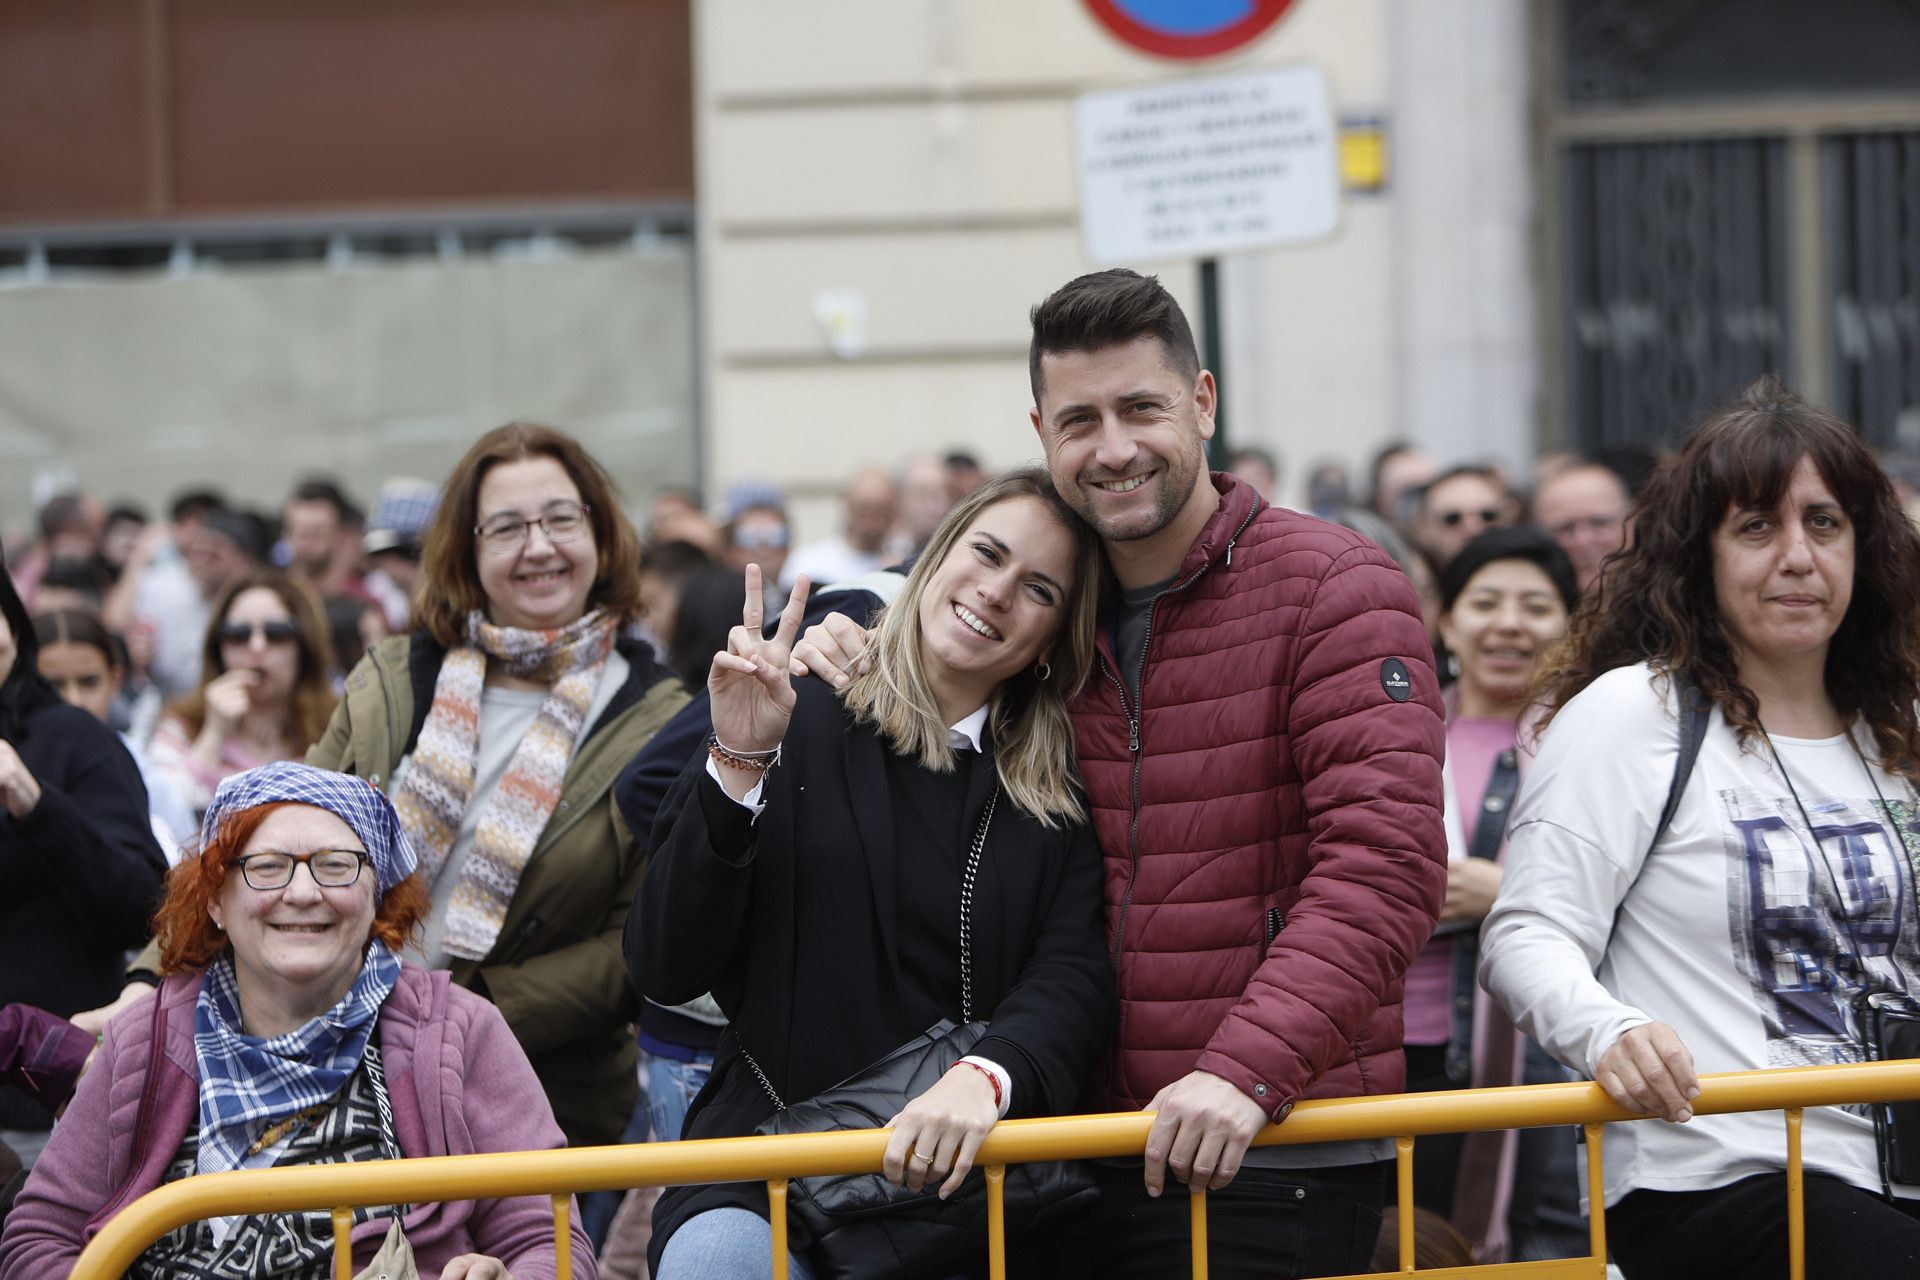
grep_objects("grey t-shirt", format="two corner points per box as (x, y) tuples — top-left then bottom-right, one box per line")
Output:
(1113, 576), (1173, 707)
(404, 651), (628, 969)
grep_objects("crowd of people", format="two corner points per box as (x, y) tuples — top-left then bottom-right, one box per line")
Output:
(0, 267), (1915, 1280)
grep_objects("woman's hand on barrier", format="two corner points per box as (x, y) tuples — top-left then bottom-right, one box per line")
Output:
(1440, 858), (1502, 926)
(708, 566), (812, 757)
(438, 1254), (513, 1280)
(882, 1064), (999, 1199)
(789, 611), (876, 687)
(1596, 1021), (1700, 1123)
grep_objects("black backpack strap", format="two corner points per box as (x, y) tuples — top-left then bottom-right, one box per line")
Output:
(1604, 672), (1710, 955)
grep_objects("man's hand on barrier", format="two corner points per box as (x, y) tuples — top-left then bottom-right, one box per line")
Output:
(1596, 1021), (1699, 1124)
(789, 612), (874, 687)
(1142, 1069), (1269, 1197)
(439, 1254), (513, 1280)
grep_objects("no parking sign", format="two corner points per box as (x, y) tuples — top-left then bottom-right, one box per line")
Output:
(1083, 0), (1300, 60)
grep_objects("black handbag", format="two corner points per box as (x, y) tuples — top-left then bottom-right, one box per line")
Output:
(1854, 990), (1920, 1193)
(742, 787), (1097, 1278)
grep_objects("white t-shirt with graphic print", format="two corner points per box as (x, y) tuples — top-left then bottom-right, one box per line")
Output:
(1481, 661), (1920, 1207)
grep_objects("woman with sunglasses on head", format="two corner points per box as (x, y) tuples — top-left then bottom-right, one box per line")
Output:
(147, 569), (338, 827)
(0, 555), (166, 1169)
(1481, 378), (1920, 1278)
(305, 422), (689, 1154)
(0, 762), (592, 1279)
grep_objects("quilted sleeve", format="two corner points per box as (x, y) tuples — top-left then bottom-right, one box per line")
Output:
(1193, 543), (1446, 1118)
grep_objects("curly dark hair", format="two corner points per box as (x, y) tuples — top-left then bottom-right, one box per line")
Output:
(1537, 375), (1920, 780)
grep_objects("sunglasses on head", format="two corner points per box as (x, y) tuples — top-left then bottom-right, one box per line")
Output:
(1438, 508), (1503, 528)
(217, 620), (300, 647)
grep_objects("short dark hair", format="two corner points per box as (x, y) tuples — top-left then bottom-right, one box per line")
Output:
(37, 494), (90, 540)
(639, 539), (714, 584)
(290, 478), (350, 518)
(1439, 526), (1579, 615)
(39, 557), (111, 604)
(1028, 269), (1201, 404)
(105, 503), (148, 529)
(1415, 465), (1508, 514)
(169, 489), (226, 525)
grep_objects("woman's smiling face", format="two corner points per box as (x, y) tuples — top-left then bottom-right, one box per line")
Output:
(914, 495), (1077, 713)
(474, 456), (599, 631)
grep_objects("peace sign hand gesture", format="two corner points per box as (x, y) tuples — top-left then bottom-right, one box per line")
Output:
(708, 565), (813, 763)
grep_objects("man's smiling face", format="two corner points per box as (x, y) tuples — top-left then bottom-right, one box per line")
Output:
(1029, 334), (1216, 545)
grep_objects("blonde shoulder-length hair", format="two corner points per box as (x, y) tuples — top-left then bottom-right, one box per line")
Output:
(840, 466), (1106, 827)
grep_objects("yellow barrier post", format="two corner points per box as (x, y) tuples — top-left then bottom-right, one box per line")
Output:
(1785, 1108), (1805, 1280)
(1584, 1123), (1607, 1274)
(1395, 1135), (1416, 1273)
(551, 1192), (572, 1280)
(768, 1177), (789, 1280)
(985, 1164), (1007, 1280)
(331, 1206), (353, 1280)
(1190, 1188), (1209, 1280)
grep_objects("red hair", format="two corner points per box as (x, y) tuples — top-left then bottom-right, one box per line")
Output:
(154, 801), (429, 974)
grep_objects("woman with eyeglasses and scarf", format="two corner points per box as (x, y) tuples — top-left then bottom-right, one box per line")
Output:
(0, 762), (592, 1279)
(0, 553), (166, 1169)
(304, 422), (689, 1155)
(147, 569), (338, 828)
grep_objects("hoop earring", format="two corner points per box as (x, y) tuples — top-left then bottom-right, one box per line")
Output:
(1035, 660), (1052, 682)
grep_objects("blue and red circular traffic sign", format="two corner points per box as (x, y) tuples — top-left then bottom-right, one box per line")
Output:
(1083, 0), (1299, 60)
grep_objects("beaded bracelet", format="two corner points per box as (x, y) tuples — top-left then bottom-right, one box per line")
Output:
(708, 734), (780, 773)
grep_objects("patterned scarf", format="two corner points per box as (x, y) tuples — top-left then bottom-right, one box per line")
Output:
(390, 609), (615, 960)
(192, 942), (401, 1177)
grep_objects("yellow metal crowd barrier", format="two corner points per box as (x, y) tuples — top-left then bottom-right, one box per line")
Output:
(66, 1058), (1920, 1280)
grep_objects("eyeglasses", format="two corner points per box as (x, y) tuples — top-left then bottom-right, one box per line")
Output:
(1437, 508), (1504, 529)
(475, 501), (591, 552)
(232, 849), (370, 891)
(217, 620), (300, 647)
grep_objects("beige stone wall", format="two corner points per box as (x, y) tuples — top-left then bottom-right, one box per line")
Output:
(693, 0), (1399, 537)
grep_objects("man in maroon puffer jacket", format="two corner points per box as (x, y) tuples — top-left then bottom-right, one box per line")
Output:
(1027, 269), (1447, 1278)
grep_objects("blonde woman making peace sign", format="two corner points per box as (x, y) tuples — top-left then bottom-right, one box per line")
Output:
(634, 467), (1115, 1280)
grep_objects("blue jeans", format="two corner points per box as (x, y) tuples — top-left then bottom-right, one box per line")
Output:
(649, 1050), (714, 1143)
(656, 1207), (816, 1280)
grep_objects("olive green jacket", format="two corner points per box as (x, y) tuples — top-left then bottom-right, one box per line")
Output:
(307, 632), (689, 1147)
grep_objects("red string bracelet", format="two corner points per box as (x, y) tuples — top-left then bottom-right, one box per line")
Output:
(955, 1059), (1002, 1111)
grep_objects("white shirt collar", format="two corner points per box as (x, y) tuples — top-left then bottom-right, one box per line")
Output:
(948, 705), (989, 752)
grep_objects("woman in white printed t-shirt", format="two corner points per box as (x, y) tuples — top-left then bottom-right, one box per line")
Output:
(1481, 375), (1920, 1280)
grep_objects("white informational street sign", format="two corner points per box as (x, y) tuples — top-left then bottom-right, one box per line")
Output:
(1074, 64), (1339, 264)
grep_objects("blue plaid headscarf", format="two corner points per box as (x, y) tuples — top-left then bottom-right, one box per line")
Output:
(191, 763), (416, 1175)
(199, 761), (418, 894)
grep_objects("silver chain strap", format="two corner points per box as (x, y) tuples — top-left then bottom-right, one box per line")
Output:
(959, 787), (997, 1024)
(737, 784), (1000, 1113)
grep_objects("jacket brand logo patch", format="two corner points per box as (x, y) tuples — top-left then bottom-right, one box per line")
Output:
(1380, 658), (1413, 702)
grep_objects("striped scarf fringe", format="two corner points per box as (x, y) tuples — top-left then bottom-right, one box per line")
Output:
(390, 609), (615, 960)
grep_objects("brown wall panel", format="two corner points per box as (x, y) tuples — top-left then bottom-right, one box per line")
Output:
(167, 0), (692, 211)
(0, 2), (153, 220)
